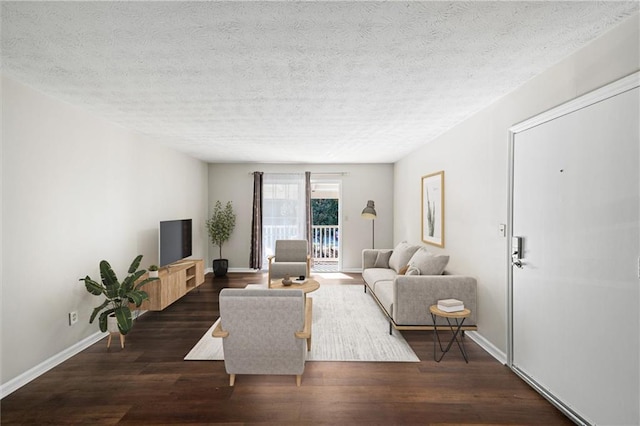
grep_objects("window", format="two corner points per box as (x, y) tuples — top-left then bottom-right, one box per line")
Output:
(262, 173), (306, 266)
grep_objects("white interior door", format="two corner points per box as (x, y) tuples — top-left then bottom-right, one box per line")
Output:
(510, 77), (639, 425)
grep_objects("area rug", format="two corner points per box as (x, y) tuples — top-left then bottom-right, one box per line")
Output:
(184, 283), (419, 362)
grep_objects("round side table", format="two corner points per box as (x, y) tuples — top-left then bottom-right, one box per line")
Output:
(429, 305), (471, 363)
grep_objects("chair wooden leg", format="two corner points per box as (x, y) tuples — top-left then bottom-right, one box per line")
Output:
(107, 333), (112, 348)
(119, 333), (125, 349)
(229, 374), (236, 387)
(296, 375), (302, 387)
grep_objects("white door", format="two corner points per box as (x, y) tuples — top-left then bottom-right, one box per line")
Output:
(510, 78), (639, 425)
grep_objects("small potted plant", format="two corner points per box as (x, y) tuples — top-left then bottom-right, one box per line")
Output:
(79, 255), (158, 344)
(148, 264), (159, 278)
(206, 200), (236, 277)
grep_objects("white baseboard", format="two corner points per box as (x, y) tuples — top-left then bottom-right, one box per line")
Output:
(228, 267), (260, 273)
(205, 268), (365, 274)
(0, 331), (107, 399)
(1, 310), (148, 399)
(466, 331), (507, 365)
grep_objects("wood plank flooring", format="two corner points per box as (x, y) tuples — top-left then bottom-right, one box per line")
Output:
(1, 272), (572, 425)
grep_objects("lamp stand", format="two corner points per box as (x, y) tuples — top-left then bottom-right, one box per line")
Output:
(372, 219), (375, 249)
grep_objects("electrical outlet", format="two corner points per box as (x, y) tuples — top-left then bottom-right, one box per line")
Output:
(69, 311), (78, 326)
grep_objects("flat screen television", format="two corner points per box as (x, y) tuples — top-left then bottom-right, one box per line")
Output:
(159, 219), (192, 267)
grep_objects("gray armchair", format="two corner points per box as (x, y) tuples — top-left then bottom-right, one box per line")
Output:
(212, 288), (312, 386)
(267, 239), (311, 285)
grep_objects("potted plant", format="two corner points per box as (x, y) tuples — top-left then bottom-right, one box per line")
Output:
(79, 255), (158, 340)
(148, 264), (159, 278)
(206, 200), (236, 277)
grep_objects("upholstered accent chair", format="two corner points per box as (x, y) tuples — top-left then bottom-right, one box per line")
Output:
(212, 288), (313, 386)
(267, 239), (311, 285)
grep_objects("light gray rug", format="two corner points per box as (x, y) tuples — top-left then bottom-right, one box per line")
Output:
(184, 283), (419, 362)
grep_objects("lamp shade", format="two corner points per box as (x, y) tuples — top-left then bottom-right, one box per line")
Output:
(361, 200), (377, 219)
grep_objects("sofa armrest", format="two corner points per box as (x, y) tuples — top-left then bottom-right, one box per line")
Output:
(393, 275), (477, 325)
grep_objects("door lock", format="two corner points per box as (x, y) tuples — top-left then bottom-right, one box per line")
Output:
(512, 236), (524, 268)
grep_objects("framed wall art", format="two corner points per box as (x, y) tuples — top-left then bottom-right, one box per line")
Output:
(421, 171), (444, 247)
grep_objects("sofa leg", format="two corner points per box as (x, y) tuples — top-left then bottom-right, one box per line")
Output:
(229, 374), (236, 387)
(296, 375), (302, 387)
(364, 284), (367, 293)
(389, 322), (392, 335)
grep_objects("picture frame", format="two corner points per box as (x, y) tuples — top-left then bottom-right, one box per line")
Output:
(421, 171), (444, 247)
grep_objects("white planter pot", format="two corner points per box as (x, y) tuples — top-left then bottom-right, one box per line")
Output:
(106, 313), (126, 349)
(149, 270), (159, 278)
(107, 313), (119, 334)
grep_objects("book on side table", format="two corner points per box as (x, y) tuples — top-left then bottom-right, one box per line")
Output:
(437, 298), (464, 313)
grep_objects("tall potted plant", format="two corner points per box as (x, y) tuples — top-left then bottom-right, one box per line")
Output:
(206, 200), (236, 277)
(79, 255), (158, 341)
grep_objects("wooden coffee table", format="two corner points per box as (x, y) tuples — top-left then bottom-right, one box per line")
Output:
(269, 278), (320, 295)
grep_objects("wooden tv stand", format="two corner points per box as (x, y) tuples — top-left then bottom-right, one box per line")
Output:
(138, 259), (204, 311)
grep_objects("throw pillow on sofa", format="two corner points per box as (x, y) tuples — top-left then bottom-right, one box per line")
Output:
(388, 242), (420, 273)
(405, 266), (421, 275)
(407, 248), (449, 275)
(373, 250), (392, 268)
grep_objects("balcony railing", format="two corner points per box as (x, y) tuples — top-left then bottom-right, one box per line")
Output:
(312, 225), (339, 261)
(263, 225), (339, 263)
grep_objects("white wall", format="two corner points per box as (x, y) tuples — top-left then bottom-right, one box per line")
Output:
(393, 15), (639, 356)
(1, 75), (209, 385)
(207, 163), (393, 272)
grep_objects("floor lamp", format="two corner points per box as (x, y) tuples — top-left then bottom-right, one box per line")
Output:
(361, 200), (377, 249)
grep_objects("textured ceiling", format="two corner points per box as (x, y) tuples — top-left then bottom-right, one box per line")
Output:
(2, 2), (638, 164)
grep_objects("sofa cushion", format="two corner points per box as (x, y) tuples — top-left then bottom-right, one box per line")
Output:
(372, 280), (394, 317)
(407, 248), (449, 275)
(373, 250), (392, 268)
(388, 242), (420, 273)
(362, 268), (397, 290)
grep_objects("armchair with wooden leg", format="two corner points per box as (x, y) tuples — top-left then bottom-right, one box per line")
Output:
(267, 239), (311, 286)
(212, 288), (313, 386)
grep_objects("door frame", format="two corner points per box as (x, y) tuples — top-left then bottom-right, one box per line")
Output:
(507, 71), (639, 425)
(310, 178), (342, 272)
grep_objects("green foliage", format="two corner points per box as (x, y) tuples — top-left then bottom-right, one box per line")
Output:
(79, 255), (158, 335)
(206, 200), (237, 259)
(312, 199), (338, 225)
(425, 191), (435, 237)
(148, 264), (158, 271)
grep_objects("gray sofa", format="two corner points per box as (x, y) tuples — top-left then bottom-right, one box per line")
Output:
(362, 242), (477, 333)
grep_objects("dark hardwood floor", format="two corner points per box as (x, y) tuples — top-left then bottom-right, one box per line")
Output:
(1, 272), (572, 425)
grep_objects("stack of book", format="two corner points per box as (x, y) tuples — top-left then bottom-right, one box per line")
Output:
(437, 298), (465, 313)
